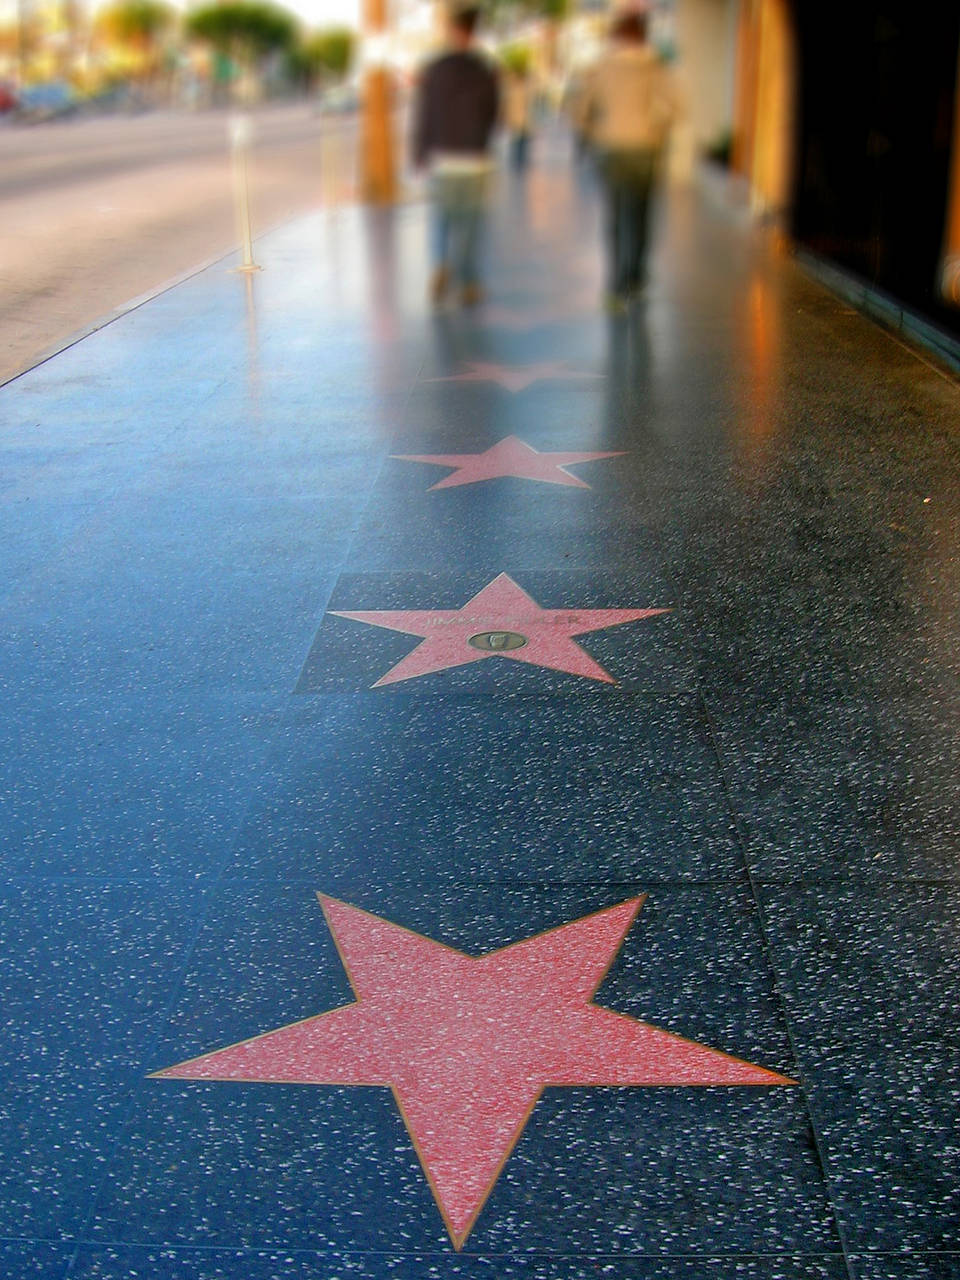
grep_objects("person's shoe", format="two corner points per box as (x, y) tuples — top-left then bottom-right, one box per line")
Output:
(461, 283), (484, 307)
(430, 267), (450, 306)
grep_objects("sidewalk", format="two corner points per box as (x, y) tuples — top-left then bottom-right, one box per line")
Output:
(2, 133), (960, 1280)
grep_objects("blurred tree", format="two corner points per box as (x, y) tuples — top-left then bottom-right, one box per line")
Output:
(304, 28), (353, 79)
(287, 27), (354, 92)
(536, 0), (569, 71)
(97, 0), (176, 83)
(186, 2), (297, 62)
(99, 0), (174, 49)
(485, 0), (569, 26)
(186, 1), (299, 100)
(485, 0), (569, 68)
(500, 42), (532, 76)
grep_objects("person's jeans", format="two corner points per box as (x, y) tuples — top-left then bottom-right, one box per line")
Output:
(599, 149), (660, 296)
(510, 131), (530, 170)
(430, 170), (488, 288)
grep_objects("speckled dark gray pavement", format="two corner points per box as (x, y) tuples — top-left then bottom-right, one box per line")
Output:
(2, 132), (959, 1280)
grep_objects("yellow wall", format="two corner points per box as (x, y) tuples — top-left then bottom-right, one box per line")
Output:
(733, 0), (796, 216)
(941, 40), (960, 303)
(674, 0), (738, 151)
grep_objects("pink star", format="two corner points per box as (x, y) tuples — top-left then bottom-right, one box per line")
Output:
(392, 436), (625, 490)
(154, 895), (794, 1249)
(330, 572), (670, 687)
(426, 361), (603, 393)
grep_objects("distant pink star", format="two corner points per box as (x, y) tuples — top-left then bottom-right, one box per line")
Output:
(426, 361), (603, 393)
(330, 572), (670, 687)
(154, 894), (795, 1249)
(392, 436), (625, 490)
(475, 304), (581, 331)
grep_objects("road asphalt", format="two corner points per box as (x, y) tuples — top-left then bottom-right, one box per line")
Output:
(0, 103), (362, 384)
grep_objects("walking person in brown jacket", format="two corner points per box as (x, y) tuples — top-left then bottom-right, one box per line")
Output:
(579, 8), (679, 312)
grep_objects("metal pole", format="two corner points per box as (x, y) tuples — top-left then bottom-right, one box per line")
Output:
(229, 113), (261, 273)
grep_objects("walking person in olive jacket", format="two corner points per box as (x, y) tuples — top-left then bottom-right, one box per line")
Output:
(579, 8), (679, 311)
(412, 6), (500, 307)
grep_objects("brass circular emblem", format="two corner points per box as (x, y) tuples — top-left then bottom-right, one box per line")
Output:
(468, 631), (528, 652)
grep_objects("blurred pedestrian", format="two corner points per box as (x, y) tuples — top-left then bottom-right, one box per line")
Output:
(503, 62), (533, 171)
(580, 8), (679, 311)
(412, 6), (500, 307)
(564, 71), (592, 162)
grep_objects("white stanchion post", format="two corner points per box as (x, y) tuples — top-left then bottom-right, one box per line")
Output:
(229, 113), (261, 273)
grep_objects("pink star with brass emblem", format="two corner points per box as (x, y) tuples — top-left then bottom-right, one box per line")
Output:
(330, 572), (669, 687)
(154, 895), (795, 1249)
(426, 360), (603, 393)
(392, 436), (625, 490)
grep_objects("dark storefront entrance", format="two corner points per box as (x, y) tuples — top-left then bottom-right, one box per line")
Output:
(792, 0), (960, 339)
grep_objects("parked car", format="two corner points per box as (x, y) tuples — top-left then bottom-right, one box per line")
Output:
(80, 83), (149, 115)
(16, 81), (77, 122)
(319, 82), (360, 114)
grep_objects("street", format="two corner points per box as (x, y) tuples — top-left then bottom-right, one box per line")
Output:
(0, 103), (359, 384)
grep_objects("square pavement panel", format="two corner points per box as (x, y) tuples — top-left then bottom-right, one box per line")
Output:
(850, 1258), (960, 1280)
(1, 487), (348, 699)
(757, 883), (960, 1254)
(704, 700), (891, 881)
(342, 446), (659, 575)
(0, 492), (109, 607)
(0, 691), (280, 879)
(295, 569), (688, 698)
(220, 689), (741, 886)
(395, 380), (621, 461)
(0, 337), (230, 441)
(684, 568), (960, 717)
(414, 313), (609, 386)
(862, 693), (960, 879)
(658, 546), (882, 713)
(709, 694), (960, 882)
(0, 1242), (72, 1280)
(15, 462), (367, 583)
(68, 1247), (851, 1280)
(386, 403), (649, 464)
(91, 883), (834, 1260)
(0, 880), (209, 1239)
(134, 432), (389, 507)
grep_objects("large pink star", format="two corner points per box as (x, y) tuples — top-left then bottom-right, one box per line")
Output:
(330, 572), (669, 687)
(154, 895), (794, 1249)
(426, 360), (603, 392)
(392, 436), (625, 490)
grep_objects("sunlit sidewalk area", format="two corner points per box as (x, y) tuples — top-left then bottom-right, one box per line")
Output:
(2, 128), (960, 1280)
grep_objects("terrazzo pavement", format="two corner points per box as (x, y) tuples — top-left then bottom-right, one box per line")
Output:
(2, 135), (959, 1279)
